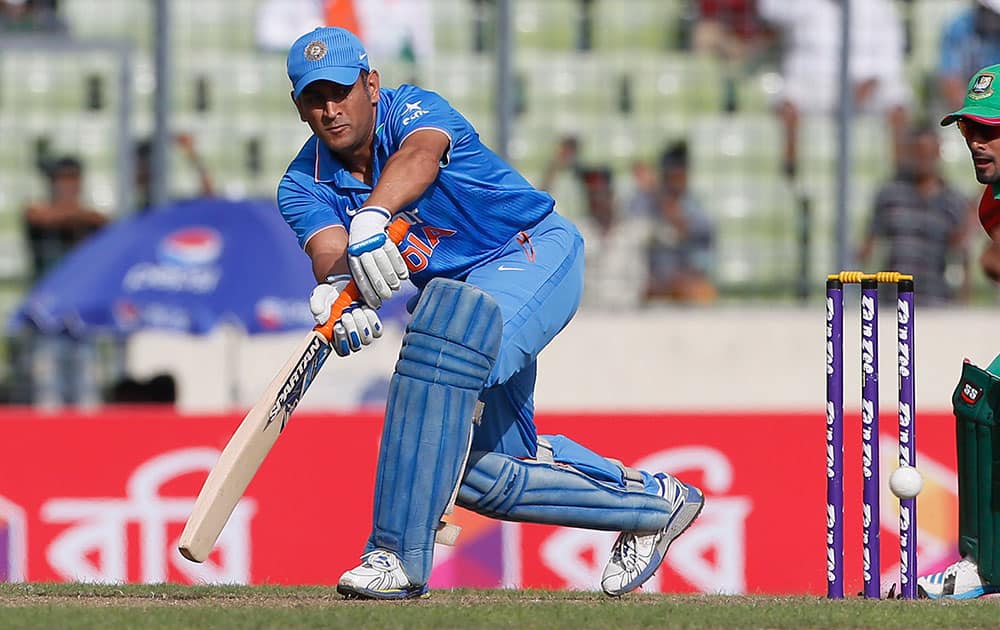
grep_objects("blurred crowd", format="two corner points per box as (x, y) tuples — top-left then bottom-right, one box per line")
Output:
(533, 0), (995, 309)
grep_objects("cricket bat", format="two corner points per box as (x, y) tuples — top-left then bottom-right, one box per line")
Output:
(178, 218), (410, 563)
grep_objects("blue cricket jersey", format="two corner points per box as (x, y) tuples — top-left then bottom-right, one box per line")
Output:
(277, 84), (554, 287)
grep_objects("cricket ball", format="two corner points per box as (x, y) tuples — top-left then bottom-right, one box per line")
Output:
(889, 465), (923, 499)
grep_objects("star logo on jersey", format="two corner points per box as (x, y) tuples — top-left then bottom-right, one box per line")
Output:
(402, 100), (430, 126)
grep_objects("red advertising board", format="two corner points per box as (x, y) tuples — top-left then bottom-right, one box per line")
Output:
(0, 408), (960, 594)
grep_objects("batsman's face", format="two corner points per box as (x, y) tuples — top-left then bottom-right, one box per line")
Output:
(295, 72), (380, 155)
(959, 119), (1000, 184)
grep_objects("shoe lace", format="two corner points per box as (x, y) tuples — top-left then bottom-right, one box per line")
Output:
(615, 536), (640, 573)
(361, 550), (394, 571)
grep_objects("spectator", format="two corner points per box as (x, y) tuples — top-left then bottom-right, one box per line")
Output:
(22, 157), (107, 407)
(539, 135), (586, 221)
(758, 0), (909, 177)
(0, 0), (66, 33)
(134, 133), (214, 213)
(629, 142), (717, 305)
(25, 157), (107, 279)
(574, 166), (647, 309)
(256, 0), (434, 75)
(858, 123), (975, 306)
(692, 0), (769, 63)
(938, 0), (1000, 112)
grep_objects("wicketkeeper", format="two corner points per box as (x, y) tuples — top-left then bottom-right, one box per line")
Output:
(919, 63), (1000, 599)
(276, 27), (705, 599)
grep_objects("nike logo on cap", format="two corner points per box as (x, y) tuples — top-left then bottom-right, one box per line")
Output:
(497, 265), (524, 271)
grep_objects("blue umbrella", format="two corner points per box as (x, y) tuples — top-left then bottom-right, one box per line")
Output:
(10, 198), (319, 336)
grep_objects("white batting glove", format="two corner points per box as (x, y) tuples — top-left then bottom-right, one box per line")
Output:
(309, 275), (383, 357)
(346, 206), (409, 309)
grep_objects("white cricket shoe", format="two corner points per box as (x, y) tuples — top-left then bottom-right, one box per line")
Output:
(601, 473), (705, 597)
(337, 549), (428, 600)
(917, 557), (1000, 600)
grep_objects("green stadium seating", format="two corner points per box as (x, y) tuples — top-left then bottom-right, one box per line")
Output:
(513, 0), (579, 51)
(592, 0), (683, 51)
(0, 0), (985, 315)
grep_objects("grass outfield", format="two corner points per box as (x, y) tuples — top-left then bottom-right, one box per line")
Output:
(2, 584), (1000, 629)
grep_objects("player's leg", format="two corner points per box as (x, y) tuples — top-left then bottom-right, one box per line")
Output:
(337, 278), (502, 600)
(461, 212), (704, 596)
(919, 358), (1000, 599)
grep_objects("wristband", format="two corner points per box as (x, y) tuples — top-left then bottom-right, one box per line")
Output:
(347, 205), (391, 219)
(325, 273), (351, 286)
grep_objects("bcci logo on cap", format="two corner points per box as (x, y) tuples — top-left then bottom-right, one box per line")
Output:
(970, 73), (995, 100)
(304, 40), (327, 62)
(158, 227), (222, 266)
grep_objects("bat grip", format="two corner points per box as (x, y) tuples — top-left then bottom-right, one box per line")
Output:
(314, 217), (410, 342)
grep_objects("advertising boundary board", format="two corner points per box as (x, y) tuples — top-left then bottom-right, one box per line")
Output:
(0, 408), (960, 594)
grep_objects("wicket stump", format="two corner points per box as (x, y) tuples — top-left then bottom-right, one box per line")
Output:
(825, 272), (917, 599)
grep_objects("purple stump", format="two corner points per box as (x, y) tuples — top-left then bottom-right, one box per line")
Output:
(0, 522), (7, 582)
(861, 279), (881, 598)
(826, 278), (844, 599)
(897, 279), (917, 599)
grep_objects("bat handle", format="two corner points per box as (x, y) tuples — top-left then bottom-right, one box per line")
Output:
(314, 217), (410, 342)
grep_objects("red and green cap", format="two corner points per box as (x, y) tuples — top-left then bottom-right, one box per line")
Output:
(941, 64), (1000, 126)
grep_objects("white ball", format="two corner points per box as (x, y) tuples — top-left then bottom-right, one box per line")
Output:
(889, 466), (923, 499)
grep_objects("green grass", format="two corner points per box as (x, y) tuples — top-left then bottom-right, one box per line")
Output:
(2, 584), (1000, 629)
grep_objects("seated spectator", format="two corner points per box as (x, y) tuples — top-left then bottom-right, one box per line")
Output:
(539, 135), (587, 221)
(938, 0), (1000, 112)
(692, 0), (769, 63)
(134, 133), (215, 212)
(758, 0), (909, 176)
(22, 157), (107, 407)
(25, 157), (107, 279)
(574, 166), (647, 310)
(0, 0), (66, 33)
(629, 142), (717, 304)
(858, 123), (975, 306)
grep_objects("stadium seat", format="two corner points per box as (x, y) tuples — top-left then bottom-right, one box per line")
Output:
(513, 0), (579, 51)
(591, 0), (683, 51)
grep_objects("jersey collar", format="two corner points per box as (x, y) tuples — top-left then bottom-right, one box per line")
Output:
(312, 99), (390, 190)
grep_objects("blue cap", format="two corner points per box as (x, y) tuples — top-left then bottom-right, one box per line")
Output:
(287, 27), (370, 98)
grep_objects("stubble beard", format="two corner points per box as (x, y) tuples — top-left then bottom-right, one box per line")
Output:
(976, 164), (1000, 185)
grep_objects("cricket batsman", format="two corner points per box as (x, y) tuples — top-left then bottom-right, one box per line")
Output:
(276, 27), (705, 599)
(919, 63), (1000, 599)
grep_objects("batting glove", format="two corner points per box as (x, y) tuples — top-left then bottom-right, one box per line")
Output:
(310, 275), (383, 357)
(347, 206), (409, 309)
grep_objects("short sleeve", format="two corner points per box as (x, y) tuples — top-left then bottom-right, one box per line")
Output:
(979, 187), (1000, 235)
(869, 187), (891, 237)
(277, 173), (345, 249)
(382, 86), (469, 160)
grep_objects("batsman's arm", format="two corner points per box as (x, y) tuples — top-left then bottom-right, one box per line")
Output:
(315, 217), (410, 339)
(363, 129), (449, 212)
(177, 217), (409, 563)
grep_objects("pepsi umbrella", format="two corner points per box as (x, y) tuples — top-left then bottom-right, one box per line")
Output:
(10, 198), (319, 336)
